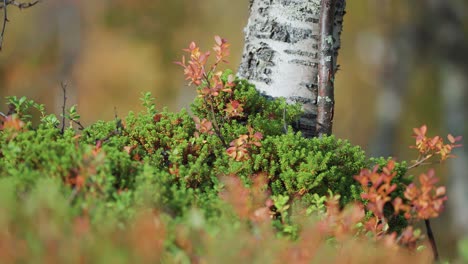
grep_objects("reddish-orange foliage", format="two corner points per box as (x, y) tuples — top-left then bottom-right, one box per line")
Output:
(226, 126), (263, 161)
(219, 173), (271, 223)
(318, 195), (365, 241)
(128, 211), (166, 263)
(0, 115), (25, 131)
(175, 41), (209, 86)
(411, 124), (462, 163)
(352, 161), (448, 247)
(225, 100), (244, 118)
(213, 35), (230, 63)
(193, 116), (214, 136)
(354, 160), (398, 219)
(175, 35), (232, 91)
(401, 169), (447, 220)
(199, 71), (234, 97)
(176, 37), (264, 154)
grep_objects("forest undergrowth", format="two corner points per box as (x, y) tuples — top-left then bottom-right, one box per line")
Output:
(0, 36), (466, 263)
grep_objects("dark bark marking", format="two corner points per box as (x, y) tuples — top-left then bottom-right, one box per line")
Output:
(300, 82), (318, 93)
(290, 96), (314, 104)
(251, 20), (314, 44)
(239, 42), (275, 85)
(288, 59), (317, 67)
(284, 49), (317, 58)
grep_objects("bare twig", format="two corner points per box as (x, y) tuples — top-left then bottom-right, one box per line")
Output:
(407, 155), (432, 170)
(0, 0), (9, 51)
(94, 107), (123, 146)
(425, 219), (439, 262)
(0, 0), (40, 9)
(60, 82), (68, 134)
(0, 0), (41, 50)
(283, 107), (287, 134)
(67, 186), (79, 204)
(201, 73), (228, 148)
(71, 119), (85, 130)
(407, 159), (440, 261)
(204, 96), (228, 148)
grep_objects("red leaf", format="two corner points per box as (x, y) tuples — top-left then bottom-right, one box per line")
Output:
(153, 113), (163, 123)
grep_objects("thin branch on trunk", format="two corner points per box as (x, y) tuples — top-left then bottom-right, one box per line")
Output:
(0, 0), (9, 51)
(0, 0), (42, 50)
(316, 0), (337, 137)
(0, 0), (40, 9)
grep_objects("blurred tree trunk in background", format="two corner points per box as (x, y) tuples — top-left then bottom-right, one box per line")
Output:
(369, 4), (414, 157)
(106, 0), (200, 108)
(370, 0), (468, 235)
(55, 0), (81, 109)
(238, 0), (346, 137)
(30, 0), (81, 110)
(0, 0), (82, 109)
(428, 0), (468, 236)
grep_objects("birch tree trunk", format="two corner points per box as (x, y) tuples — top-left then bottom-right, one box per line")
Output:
(238, 0), (346, 137)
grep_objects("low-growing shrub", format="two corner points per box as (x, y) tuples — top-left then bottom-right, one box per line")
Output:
(0, 36), (461, 263)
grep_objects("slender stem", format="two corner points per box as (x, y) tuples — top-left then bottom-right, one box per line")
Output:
(0, 0), (41, 50)
(407, 157), (440, 261)
(425, 219), (439, 262)
(0, 0), (41, 9)
(407, 155), (432, 170)
(201, 72), (228, 148)
(71, 119), (85, 130)
(204, 96), (227, 148)
(0, 0), (8, 50)
(61, 82), (68, 135)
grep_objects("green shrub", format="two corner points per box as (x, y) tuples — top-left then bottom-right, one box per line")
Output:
(0, 77), (410, 231)
(0, 35), (454, 263)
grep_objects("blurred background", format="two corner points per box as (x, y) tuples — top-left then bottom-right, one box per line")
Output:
(0, 0), (466, 259)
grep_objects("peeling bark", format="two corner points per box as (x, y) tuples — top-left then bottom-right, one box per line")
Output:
(238, 0), (346, 137)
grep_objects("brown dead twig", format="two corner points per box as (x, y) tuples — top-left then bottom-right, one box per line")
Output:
(0, 0), (42, 51)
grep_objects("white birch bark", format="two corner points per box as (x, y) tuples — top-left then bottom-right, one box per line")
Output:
(238, 0), (345, 137)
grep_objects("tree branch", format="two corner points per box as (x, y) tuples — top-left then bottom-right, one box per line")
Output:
(0, 0), (9, 51)
(316, 0), (337, 137)
(0, 0), (40, 9)
(0, 0), (41, 50)
(316, 0), (336, 136)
